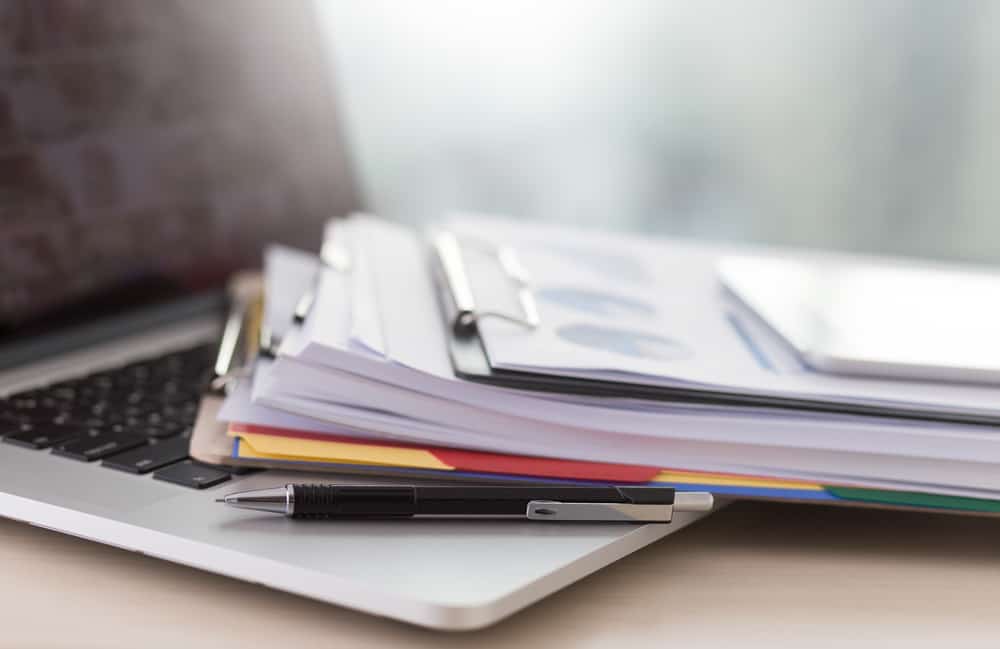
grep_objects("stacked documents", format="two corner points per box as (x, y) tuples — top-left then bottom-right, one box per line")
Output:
(197, 213), (1000, 515)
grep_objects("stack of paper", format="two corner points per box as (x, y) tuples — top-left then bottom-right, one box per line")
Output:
(198, 214), (1000, 515)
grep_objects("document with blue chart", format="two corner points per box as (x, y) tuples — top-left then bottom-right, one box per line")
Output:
(444, 215), (1000, 425)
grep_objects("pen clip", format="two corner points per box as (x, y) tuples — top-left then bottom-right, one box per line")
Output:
(432, 230), (540, 338)
(525, 500), (674, 523)
(292, 240), (352, 324)
(211, 273), (261, 394)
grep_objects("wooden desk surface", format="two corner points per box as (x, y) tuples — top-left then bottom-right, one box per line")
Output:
(2, 502), (997, 649)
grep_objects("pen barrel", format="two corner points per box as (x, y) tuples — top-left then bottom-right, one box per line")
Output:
(290, 485), (676, 518)
(413, 485), (675, 516)
(292, 485), (416, 518)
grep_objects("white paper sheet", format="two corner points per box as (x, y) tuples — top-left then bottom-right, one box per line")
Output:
(345, 216), (386, 358)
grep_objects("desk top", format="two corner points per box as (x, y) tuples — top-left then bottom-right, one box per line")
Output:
(2, 502), (997, 649)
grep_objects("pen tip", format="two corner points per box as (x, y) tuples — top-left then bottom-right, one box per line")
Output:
(214, 498), (225, 503)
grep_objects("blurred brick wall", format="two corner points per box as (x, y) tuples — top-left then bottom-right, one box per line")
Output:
(0, 0), (359, 324)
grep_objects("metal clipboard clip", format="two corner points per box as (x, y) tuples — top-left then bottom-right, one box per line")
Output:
(432, 231), (540, 338)
(210, 272), (264, 394)
(291, 239), (352, 325)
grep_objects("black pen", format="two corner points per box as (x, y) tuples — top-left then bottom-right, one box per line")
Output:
(216, 484), (713, 522)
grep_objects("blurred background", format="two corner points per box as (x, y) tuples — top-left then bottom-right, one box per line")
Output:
(2, 0), (998, 326)
(318, 0), (999, 261)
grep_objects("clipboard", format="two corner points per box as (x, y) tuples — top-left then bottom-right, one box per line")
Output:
(429, 230), (1000, 427)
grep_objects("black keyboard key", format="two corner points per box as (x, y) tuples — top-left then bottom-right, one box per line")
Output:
(153, 460), (230, 489)
(121, 404), (153, 419)
(0, 420), (35, 438)
(71, 386), (108, 404)
(157, 403), (187, 421)
(49, 386), (78, 401)
(32, 395), (62, 410)
(102, 436), (190, 474)
(52, 431), (146, 462)
(160, 394), (200, 415)
(222, 465), (260, 475)
(1, 400), (74, 423)
(88, 401), (114, 417)
(3, 423), (85, 449)
(90, 373), (116, 391)
(7, 396), (39, 409)
(70, 416), (111, 429)
(144, 421), (190, 439)
(121, 362), (154, 382)
(0, 409), (24, 424)
(11, 407), (74, 425)
(43, 411), (77, 427)
(8, 388), (44, 400)
(2, 397), (65, 419)
(121, 391), (146, 405)
(115, 415), (189, 439)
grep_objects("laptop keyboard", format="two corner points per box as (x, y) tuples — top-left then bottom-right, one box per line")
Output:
(0, 343), (236, 489)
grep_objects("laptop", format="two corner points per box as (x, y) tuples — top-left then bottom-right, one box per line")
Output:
(0, 1), (712, 630)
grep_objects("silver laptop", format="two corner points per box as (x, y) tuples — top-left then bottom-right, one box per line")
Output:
(0, 1), (711, 629)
